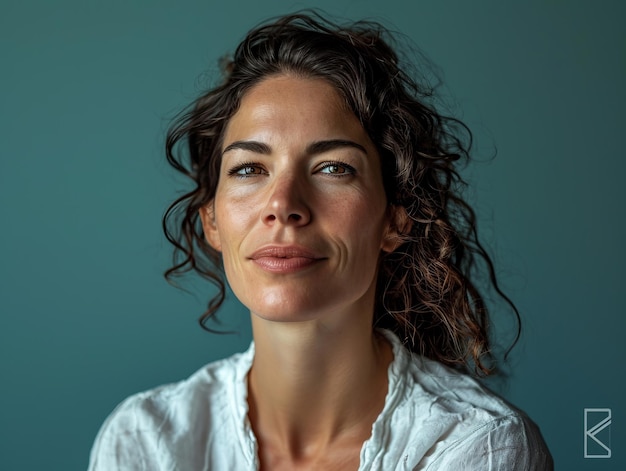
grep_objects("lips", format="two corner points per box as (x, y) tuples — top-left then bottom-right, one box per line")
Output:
(249, 245), (325, 273)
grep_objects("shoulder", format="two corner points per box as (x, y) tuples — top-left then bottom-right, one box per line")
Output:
(380, 332), (553, 469)
(405, 359), (552, 469)
(105, 349), (247, 429)
(87, 348), (253, 471)
(419, 410), (554, 470)
(384, 330), (517, 420)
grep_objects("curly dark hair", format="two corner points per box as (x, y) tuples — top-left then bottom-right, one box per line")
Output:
(163, 12), (519, 376)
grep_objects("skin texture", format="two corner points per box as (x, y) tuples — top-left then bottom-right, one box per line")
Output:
(200, 75), (399, 470)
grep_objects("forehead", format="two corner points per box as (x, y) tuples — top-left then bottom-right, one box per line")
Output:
(222, 75), (367, 145)
(241, 74), (347, 111)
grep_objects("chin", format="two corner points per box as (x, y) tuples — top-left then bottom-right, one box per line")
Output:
(246, 296), (325, 323)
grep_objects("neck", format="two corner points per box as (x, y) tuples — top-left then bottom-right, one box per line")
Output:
(247, 316), (393, 461)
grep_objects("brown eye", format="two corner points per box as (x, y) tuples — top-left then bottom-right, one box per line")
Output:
(319, 161), (356, 176)
(228, 163), (266, 177)
(239, 166), (261, 175)
(323, 165), (344, 174)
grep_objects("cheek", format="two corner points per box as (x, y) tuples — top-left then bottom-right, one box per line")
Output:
(329, 194), (388, 252)
(212, 193), (260, 267)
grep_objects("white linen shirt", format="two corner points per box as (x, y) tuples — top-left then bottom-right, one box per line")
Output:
(88, 331), (553, 470)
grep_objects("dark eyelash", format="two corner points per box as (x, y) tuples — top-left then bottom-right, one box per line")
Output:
(320, 161), (357, 176)
(227, 162), (262, 176)
(227, 161), (356, 177)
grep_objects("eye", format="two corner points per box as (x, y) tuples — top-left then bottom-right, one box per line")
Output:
(227, 163), (266, 177)
(318, 161), (356, 176)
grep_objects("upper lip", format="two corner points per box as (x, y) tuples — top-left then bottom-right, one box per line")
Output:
(249, 245), (324, 260)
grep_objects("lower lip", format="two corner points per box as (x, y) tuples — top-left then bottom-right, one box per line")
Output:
(251, 257), (322, 273)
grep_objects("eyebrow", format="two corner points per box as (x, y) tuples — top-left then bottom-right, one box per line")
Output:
(307, 139), (367, 156)
(221, 139), (368, 157)
(222, 140), (271, 155)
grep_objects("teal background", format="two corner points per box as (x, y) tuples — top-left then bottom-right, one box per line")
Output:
(1, 0), (624, 469)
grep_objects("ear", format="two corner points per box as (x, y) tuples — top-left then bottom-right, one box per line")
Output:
(199, 202), (222, 252)
(381, 205), (412, 253)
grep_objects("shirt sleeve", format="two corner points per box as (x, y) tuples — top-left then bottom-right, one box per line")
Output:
(421, 414), (553, 471)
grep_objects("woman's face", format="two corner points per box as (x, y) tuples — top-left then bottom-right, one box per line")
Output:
(201, 75), (396, 323)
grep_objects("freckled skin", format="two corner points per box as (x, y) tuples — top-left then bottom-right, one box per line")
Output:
(199, 75), (397, 470)
(202, 75), (394, 324)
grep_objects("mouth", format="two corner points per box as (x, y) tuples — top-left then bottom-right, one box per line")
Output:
(249, 246), (325, 273)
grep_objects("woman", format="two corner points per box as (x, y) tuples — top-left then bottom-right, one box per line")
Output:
(89, 12), (552, 470)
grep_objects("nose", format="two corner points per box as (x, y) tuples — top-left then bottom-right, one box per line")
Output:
(261, 173), (311, 227)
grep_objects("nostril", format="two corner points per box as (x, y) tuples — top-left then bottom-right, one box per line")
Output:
(262, 196), (311, 226)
